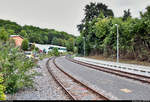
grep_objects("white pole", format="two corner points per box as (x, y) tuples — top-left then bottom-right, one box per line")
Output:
(83, 37), (85, 56)
(116, 25), (119, 63)
(73, 40), (75, 53)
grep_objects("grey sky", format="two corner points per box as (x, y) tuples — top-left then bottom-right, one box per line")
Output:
(0, 0), (150, 36)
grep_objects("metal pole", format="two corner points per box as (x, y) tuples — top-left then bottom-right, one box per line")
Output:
(117, 25), (119, 63)
(73, 40), (74, 53)
(83, 37), (85, 56)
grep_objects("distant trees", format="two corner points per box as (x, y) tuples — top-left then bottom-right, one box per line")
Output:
(123, 9), (132, 21)
(20, 30), (28, 38)
(0, 19), (76, 49)
(21, 38), (29, 51)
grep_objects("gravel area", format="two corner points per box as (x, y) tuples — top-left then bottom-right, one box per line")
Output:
(6, 58), (70, 100)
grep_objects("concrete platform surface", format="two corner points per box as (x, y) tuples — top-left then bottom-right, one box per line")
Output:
(55, 56), (150, 100)
(74, 57), (150, 77)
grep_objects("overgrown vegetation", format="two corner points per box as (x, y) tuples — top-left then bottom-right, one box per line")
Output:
(0, 40), (36, 94)
(21, 38), (29, 51)
(52, 48), (60, 56)
(0, 74), (6, 100)
(76, 2), (150, 62)
(39, 48), (60, 60)
(0, 29), (37, 96)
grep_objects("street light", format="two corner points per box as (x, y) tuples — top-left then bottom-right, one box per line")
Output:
(83, 37), (85, 56)
(115, 24), (119, 63)
(73, 40), (75, 53)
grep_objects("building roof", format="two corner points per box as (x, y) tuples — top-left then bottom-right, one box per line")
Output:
(10, 35), (24, 46)
(10, 35), (23, 39)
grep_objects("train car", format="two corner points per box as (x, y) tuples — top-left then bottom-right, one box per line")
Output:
(48, 45), (67, 53)
(34, 43), (67, 53)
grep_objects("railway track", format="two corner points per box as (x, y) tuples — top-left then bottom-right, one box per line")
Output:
(66, 56), (150, 84)
(46, 57), (109, 100)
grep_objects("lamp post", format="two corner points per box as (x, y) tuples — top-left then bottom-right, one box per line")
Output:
(83, 37), (85, 56)
(73, 40), (75, 53)
(115, 24), (119, 63)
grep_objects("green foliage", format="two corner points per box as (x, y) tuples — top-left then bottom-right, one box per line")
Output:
(39, 53), (52, 60)
(123, 9), (132, 21)
(75, 36), (84, 54)
(0, 41), (36, 94)
(0, 19), (75, 48)
(76, 3), (150, 61)
(52, 48), (60, 56)
(66, 38), (74, 52)
(20, 30), (28, 38)
(74, 47), (78, 54)
(31, 43), (35, 51)
(0, 74), (6, 100)
(21, 38), (29, 51)
(77, 2), (114, 33)
(0, 28), (9, 41)
(35, 47), (39, 52)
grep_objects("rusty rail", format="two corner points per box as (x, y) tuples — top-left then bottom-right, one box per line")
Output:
(46, 57), (76, 100)
(46, 57), (110, 100)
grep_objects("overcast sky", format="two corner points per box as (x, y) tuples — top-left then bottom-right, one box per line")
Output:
(0, 0), (150, 36)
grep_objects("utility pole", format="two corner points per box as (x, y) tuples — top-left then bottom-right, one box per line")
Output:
(115, 24), (119, 63)
(83, 37), (85, 56)
(73, 40), (75, 53)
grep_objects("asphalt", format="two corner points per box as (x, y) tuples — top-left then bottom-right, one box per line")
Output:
(55, 56), (150, 100)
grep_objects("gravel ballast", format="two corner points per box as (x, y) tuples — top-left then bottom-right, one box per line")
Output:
(6, 58), (70, 100)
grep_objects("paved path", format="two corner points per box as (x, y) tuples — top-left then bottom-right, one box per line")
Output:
(74, 57), (150, 77)
(55, 56), (150, 100)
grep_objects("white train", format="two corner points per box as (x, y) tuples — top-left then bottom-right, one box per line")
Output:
(48, 45), (67, 53)
(34, 43), (67, 53)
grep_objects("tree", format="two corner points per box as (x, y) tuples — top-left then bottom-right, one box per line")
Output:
(77, 2), (114, 33)
(66, 38), (74, 52)
(52, 47), (60, 56)
(76, 4), (150, 61)
(51, 37), (60, 45)
(75, 36), (84, 54)
(21, 38), (29, 51)
(20, 30), (28, 38)
(0, 28), (9, 41)
(123, 9), (132, 21)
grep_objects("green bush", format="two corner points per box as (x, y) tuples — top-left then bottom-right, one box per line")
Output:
(0, 28), (9, 41)
(52, 48), (60, 56)
(0, 41), (36, 94)
(21, 38), (29, 51)
(39, 52), (52, 60)
(0, 74), (6, 100)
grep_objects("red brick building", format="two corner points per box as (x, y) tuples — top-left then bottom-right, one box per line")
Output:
(10, 35), (24, 47)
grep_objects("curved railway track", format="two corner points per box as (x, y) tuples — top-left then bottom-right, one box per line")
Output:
(46, 57), (109, 100)
(66, 56), (150, 84)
